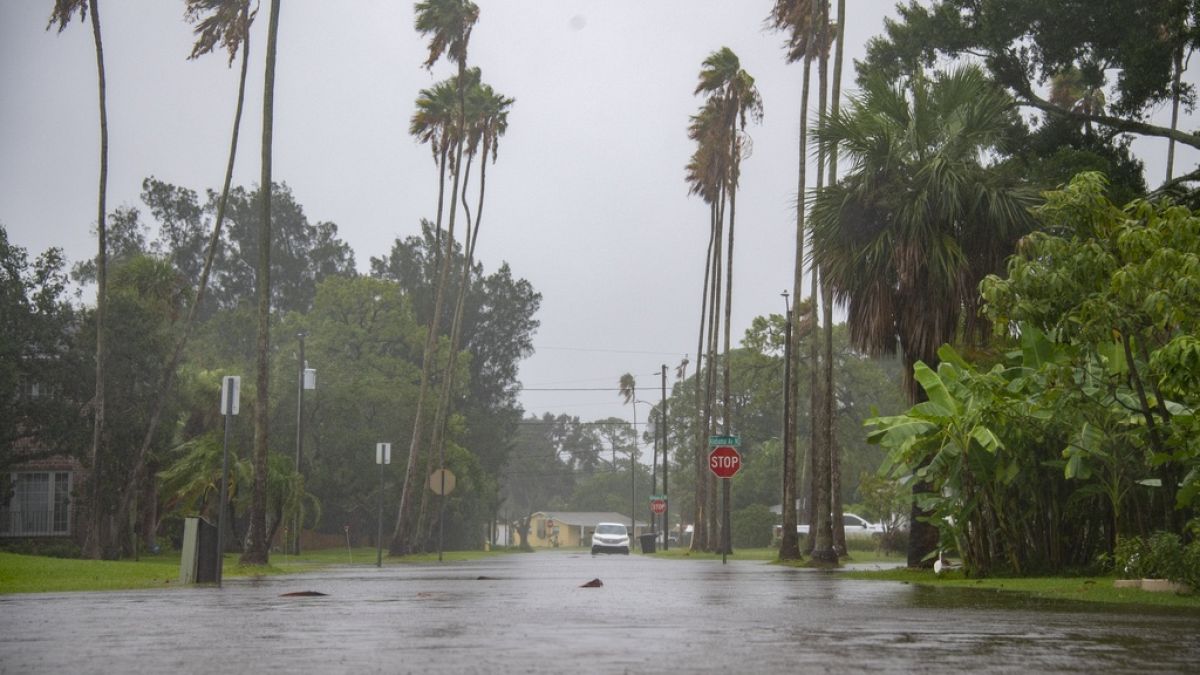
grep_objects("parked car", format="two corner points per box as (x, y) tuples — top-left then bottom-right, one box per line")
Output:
(590, 522), (631, 555)
(778, 512), (884, 538)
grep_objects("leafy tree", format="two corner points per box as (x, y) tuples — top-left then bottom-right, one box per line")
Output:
(48, 0), (111, 560)
(863, 0), (1200, 189)
(870, 173), (1200, 575)
(0, 230), (84, 472)
(982, 172), (1200, 522)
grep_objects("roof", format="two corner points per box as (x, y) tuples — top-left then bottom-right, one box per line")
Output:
(531, 511), (649, 528)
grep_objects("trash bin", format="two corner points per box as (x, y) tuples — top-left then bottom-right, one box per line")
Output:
(640, 532), (656, 554)
(180, 517), (219, 584)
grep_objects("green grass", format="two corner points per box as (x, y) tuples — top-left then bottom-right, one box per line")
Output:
(839, 567), (1200, 610)
(0, 546), (525, 594)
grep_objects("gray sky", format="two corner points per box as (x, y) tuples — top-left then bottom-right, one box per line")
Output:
(2, 1), (1197, 427)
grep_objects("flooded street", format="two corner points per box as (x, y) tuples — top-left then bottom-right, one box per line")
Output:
(2, 551), (1197, 673)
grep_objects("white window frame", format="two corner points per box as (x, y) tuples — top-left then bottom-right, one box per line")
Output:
(0, 471), (73, 537)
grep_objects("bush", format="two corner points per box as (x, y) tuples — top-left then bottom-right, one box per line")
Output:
(1111, 532), (1200, 589)
(0, 538), (82, 559)
(731, 504), (775, 548)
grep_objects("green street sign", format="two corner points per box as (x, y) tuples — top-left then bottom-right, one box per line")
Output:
(708, 434), (740, 447)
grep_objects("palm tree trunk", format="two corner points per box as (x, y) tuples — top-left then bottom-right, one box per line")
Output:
(783, 24), (815, 562)
(690, 203), (715, 553)
(392, 59), (469, 556)
(242, 0), (280, 566)
(826, 0), (846, 558)
(81, 0), (110, 560)
(809, 0), (836, 564)
(706, 183), (726, 550)
(113, 2), (252, 555)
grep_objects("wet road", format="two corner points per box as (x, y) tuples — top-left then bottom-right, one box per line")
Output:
(2, 551), (1197, 673)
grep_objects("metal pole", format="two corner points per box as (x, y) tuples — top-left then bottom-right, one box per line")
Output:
(631, 399), (638, 539)
(377, 457), (384, 568)
(294, 332), (305, 555)
(661, 364), (668, 550)
(722, 477), (731, 564)
(782, 291), (794, 552)
(216, 384), (232, 587)
(438, 468), (446, 562)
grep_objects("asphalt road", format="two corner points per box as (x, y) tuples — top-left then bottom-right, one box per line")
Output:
(1, 551), (1197, 673)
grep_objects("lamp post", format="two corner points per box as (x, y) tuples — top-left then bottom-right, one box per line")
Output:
(376, 443), (391, 568)
(780, 290), (797, 555)
(293, 333), (315, 555)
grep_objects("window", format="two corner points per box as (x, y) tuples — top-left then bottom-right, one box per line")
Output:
(0, 471), (72, 536)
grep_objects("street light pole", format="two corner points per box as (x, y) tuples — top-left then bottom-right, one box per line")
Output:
(294, 332), (305, 555)
(376, 443), (391, 568)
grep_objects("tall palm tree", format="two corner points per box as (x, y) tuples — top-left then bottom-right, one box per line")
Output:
(685, 100), (724, 551)
(48, 0), (109, 559)
(823, 0), (847, 557)
(694, 47), (762, 555)
(809, 65), (1036, 566)
(766, 0), (819, 561)
(113, 0), (256, 555)
(392, 0), (480, 556)
(243, 0), (282, 566)
(419, 74), (512, 549)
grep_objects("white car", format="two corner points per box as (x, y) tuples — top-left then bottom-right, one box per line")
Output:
(590, 522), (631, 555)
(786, 513), (884, 538)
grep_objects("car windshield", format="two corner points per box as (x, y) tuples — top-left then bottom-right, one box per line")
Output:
(596, 524), (627, 536)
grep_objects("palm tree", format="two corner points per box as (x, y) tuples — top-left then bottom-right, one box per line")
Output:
(809, 65), (1036, 566)
(824, 0), (847, 557)
(243, 0), (282, 566)
(112, 0), (256, 556)
(392, 0), (479, 556)
(694, 47), (762, 555)
(766, 0), (819, 561)
(410, 77), (461, 273)
(48, 0), (109, 559)
(419, 74), (512, 549)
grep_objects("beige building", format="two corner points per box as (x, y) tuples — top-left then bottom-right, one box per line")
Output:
(526, 511), (648, 548)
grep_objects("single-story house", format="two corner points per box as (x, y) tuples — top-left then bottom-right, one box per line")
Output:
(526, 511), (648, 548)
(1, 454), (82, 539)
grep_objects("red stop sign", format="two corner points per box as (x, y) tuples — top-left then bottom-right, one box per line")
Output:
(708, 446), (742, 478)
(650, 499), (666, 514)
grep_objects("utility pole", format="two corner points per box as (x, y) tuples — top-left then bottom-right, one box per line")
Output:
(661, 364), (668, 550)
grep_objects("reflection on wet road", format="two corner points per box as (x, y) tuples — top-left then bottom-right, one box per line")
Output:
(2, 551), (1197, 673)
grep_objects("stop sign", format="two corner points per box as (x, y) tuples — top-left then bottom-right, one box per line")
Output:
(650, 498), (666, 514)
(708, 446), (742, 478)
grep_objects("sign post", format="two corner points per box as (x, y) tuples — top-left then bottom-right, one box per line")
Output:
(429, 468), (456, 562)
(708, 435), (741, 564)
(216, 376), (240, 587)
(376, 443), (391, 568)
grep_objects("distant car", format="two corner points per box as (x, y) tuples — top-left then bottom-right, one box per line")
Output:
(781, 513), (884, 538)
(590, 522), (631, 555)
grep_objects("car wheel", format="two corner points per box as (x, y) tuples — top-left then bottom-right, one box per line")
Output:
(591, 547), (598, 555)
(622, 547), (629, 555)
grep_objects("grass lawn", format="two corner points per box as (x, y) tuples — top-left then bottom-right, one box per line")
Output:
(0, 546), (528, 595)
(838, 567), (1200, 611)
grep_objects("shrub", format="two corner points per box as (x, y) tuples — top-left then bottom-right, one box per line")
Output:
(1111, 532), (1199, 589)
(731, 504), (775, 548)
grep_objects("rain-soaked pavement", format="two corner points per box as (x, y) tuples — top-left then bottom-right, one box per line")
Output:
(2, 550), (1198, 673)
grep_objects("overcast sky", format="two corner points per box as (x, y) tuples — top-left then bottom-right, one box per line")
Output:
(2, 1), (1197, 428)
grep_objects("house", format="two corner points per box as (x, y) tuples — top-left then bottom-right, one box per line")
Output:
(526, 511), (648, 548)
(1, 453), (82, 539)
